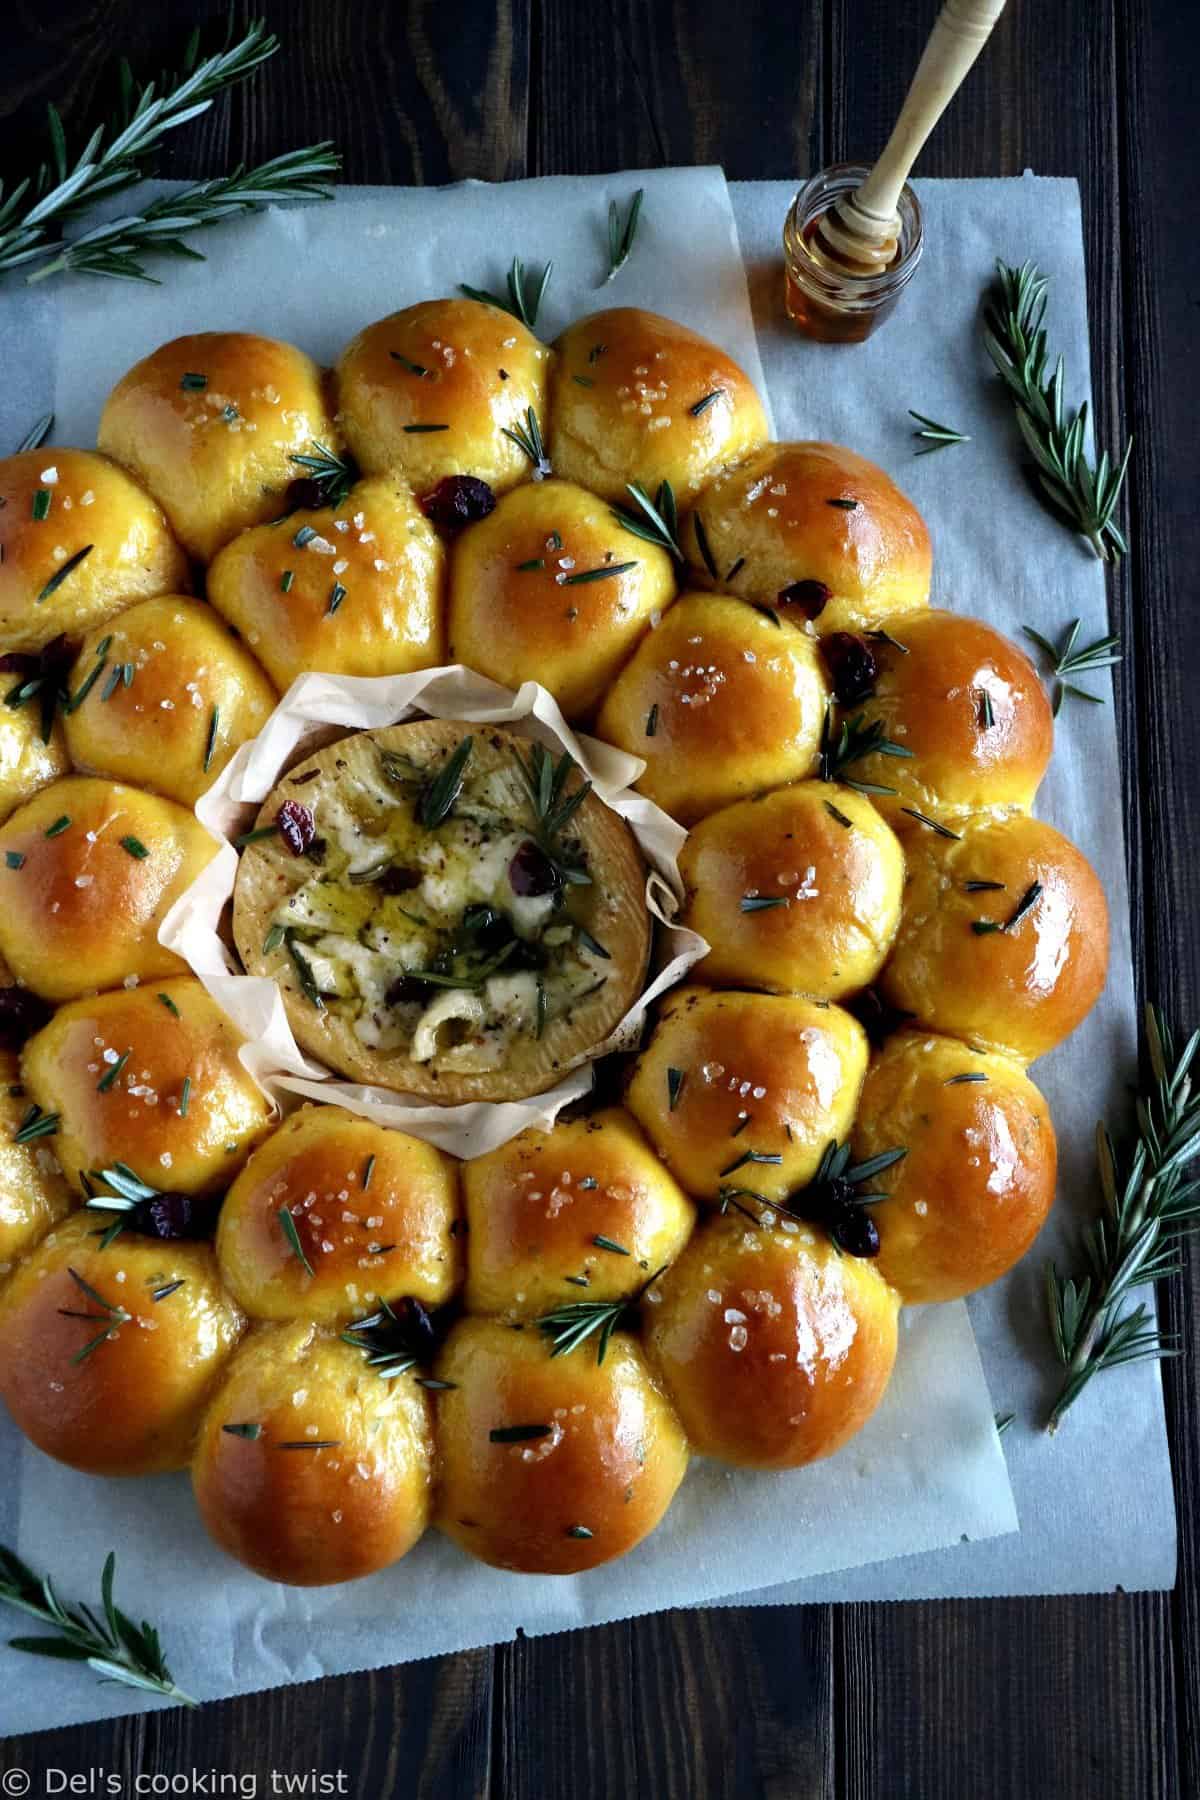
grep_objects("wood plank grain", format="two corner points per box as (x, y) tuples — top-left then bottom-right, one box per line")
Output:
(10, 1654), (495, 1799)
(494, 1608), (833, 1799)
(529, 0), (824, 178)
(0, 0), (530, 186)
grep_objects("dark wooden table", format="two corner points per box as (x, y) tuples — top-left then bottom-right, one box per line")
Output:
(1, 2), (1196, 1793)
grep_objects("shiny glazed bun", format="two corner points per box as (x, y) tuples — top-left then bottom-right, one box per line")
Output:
(193, 1322), (434, 1585)
(206, 475), (445, 690)
(0, 1051), (73, 1284)
(549, 308), (768, 505)
(462, 1107), (695, 1318)
(626, 987), (869, 1199)
(62, 597), (277, 807)
(646, 1209), (898, 1468)
(0, 1211), (244, 1476)
(217, 1106), (460, 1324)
(97, 332), (339, 561)
(595, 592), (829, 824)
(851, 1030), (1057, 1303)
(433, 1316), (688, 1572)
(880, 813), (1109, 1062)
(0, 449), (188, 654)
(679, 780), (904, 997)
(0, 698), (68, 823)
(0, 778), (217, 1001)
(683, 442), (931, 633)
(21, 977), (274, 1195)
(833, 610), (1054, 829)
(335, 298), (551, 495)
(447, 479), (676, 719)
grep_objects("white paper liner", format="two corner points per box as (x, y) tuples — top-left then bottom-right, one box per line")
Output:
(159, 664), (709, 1157)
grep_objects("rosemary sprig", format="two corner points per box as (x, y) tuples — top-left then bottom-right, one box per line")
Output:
(26, 144), (340, 284)
(500, 406), (551, 478)
(983, 259), (1132, 560)
(611, 480), (682, 560)
(908, 410), (970, 454)
(603, 188), (644, 284)
(287, 440), (359, 510)
(818, 709), (913, 792)
(0, 17), (284, 279)
(536, 1267), (666, 1364)
(0, 1545), (195, 1706)
(59, 1266), (130, 1363)
(512, 742), (593, 886)
(460, 255), (552, 332)
(1023, 617), (1122, 715)
(1046, 1004), (1200, 1430)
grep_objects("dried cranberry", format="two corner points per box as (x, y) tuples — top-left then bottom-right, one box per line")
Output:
(777, 579), (832, 620)
(846, 988), (916, 1049)
(508, 839), (559, 897)
(461, 903), (511, 950)
(386, 973), (428, 1007)
(820, 632), (878, 705)
(0, 987), (52, 1050)
(284, 477), (326, 512)
(377, 864), (422, 895)
(276, 800), (316, 856)
(419, 475), (497, 534)
(139, 1192), (218, 1241)
(393, 1295), (437, 1354)
(829, 1205), (880, 1259)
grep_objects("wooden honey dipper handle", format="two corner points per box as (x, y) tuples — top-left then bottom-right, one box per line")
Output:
(824, 0), (1008, 266)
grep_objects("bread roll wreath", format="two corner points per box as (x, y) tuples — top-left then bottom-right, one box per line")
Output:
(0, 299), (1108, 1585)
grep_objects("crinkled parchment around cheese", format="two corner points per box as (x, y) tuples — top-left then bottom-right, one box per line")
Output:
(160, 664), (708, 1157)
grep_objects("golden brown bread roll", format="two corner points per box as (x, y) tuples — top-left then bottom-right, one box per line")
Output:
(879, 813), (1109, 1062)
(335, 298), (552, 495)
(62, 597), (277, 807)
(217, 1106), (460, 1324)
(850, 1030), (1057, 1303)
(21, 977), (274, 1196)
(0, 1211), (244, 1476)
(0, 1050), (73, 1286)
(678, 780), (905, 998)
(0, 777), (217, 1001)
(462, 1107), (695, 1318)
(827, 610), (1054, 830)
(682, 442), (931, 632)
(206, 475), (445, 690)
(432, 1316), (688, 1572)
(0, 449), (188, 655)
(97, 332), (339, 561)
(193, 1322), (434, 1585)
(646, 1209), (898, 1468)
(230, 722), (650, 1104)
(0, 695), (69, 823)
(625, 987), (869, 1199)
(447, 479), (676, 719)
(548, 308), (768, 505)
(595, 591), (829, 824)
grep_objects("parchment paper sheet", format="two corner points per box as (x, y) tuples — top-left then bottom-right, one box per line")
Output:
(9, 164), (1148, 1735)
(717, 176), (1176, 1605)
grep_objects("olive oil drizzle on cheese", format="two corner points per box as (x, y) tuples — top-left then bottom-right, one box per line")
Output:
(263, 744), (614, 1069)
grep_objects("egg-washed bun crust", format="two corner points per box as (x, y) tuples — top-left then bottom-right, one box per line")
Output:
(97, 332), (339, 562)
(683, 441), (932, 633)
(62, 597), (277, 809)
(0, 449), (189, 656)
(0, 699), (69, 825)
(335, 298), (552, 496)
(0, 777), (218, 1001)
(0, 1050), (74, 1285)
(549, 308), (769, 506)
(231, 722), (651, 1103)
(842, 610), (1054, 829)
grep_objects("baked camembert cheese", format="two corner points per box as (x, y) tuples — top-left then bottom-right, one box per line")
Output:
(231, 721), (651, 1101)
